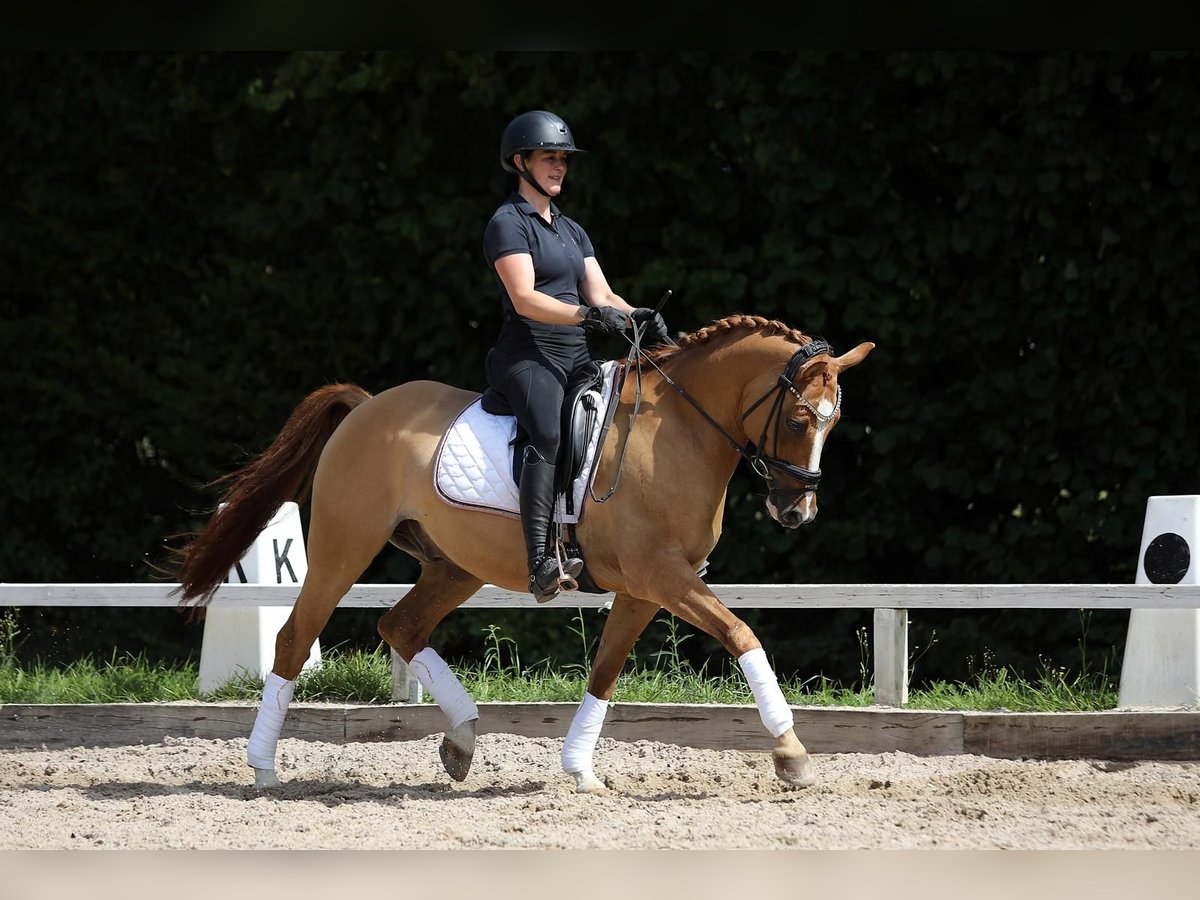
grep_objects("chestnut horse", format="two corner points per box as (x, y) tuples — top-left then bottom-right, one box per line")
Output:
(174, 315), (873, 793)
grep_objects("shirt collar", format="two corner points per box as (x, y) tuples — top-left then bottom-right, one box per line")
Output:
(509, 192), (560, 220)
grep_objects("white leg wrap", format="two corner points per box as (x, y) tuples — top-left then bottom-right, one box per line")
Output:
(246, 671), (295, 770)
(738, 648), (794, 738)
(561, 692), (609, 775)
(409, 648), (479, 729)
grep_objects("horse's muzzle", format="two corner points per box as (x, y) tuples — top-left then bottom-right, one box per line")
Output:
(766, 491), (818, 529)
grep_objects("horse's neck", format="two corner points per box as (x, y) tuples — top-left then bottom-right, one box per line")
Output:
(664, 337), (780, 424)
(648, 337), (781, 477)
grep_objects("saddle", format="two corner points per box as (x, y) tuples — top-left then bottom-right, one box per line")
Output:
(480, 362), (605, 508)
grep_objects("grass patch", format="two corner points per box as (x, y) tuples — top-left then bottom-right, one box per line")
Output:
(205, 643), (395, 704)
(908, 664), (1118, 712)
(0, 610), (1119, 711)
(0, 652), (199, 704)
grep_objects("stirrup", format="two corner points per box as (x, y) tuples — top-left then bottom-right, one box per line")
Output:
(554, 543), (583, 593)
(530, 552), (583, 603)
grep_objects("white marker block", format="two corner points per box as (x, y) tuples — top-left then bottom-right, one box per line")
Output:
(197, 501), (321, 693)
(1118, 495), (1200, 708)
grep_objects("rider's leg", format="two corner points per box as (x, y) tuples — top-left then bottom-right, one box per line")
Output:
(496, 359), (583, 601)
(518, 447), (583, 601)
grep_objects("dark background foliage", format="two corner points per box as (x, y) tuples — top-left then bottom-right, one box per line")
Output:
(2, 51), (1197, 688)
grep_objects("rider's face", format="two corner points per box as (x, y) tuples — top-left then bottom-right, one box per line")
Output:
(521, 150), (569, 195)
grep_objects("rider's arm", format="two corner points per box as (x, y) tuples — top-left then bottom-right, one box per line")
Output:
(494, 253), (590, 325)
(580, 257), (635, 314)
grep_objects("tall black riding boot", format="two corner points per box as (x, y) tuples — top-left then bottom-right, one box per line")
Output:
(520, 450), (584, 603)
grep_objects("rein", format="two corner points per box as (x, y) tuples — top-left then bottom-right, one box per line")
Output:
(591, 327), (835, 502)
(588, 320), (648, 503)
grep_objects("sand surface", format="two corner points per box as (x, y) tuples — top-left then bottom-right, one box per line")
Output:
(2, 733), (1198, 849)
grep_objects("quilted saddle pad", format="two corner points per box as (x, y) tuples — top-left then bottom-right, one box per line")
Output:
(434, 362), (619, 523)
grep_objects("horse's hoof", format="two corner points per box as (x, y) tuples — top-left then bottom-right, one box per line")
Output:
(570, 769), (607, 794)
(772, 748), (816, 788)
(253, 767), (281, 789)
(439, 719), (477, 782)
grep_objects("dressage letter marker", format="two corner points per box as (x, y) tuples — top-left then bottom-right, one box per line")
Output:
(1119, 496), (1200, 708)
(198, 502), (321, 692)
(274, 538), (297, 583)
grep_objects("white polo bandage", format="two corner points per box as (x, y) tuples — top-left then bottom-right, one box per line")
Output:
(246, 671), (295, 769)
(409, 647), (479, 729)
(738, 647), (794, 738)
(561, 692), (609, 774)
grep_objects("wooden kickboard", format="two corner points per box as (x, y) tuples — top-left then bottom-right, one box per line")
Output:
(1, 703), (342, 748)
(962, 711), (1200, 761)
(3, 703), (1198, 760)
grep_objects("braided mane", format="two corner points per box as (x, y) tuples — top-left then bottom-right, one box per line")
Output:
(647, 314), (812, 362)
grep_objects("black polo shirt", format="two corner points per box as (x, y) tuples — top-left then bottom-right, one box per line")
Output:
(484, 193), (595, 356)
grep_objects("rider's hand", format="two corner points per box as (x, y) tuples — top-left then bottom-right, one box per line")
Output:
(631, 307), (671, 346)
(580, 305), (630, 337)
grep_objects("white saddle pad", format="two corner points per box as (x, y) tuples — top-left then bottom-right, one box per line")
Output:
(434, 362), (620, 523)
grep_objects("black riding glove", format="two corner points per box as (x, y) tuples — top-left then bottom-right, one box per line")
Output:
(631, 307), (671, 346)
(580, 305), (630, 336)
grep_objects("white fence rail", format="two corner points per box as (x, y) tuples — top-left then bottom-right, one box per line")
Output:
(5, 582), (1200, 609)
(4, 582), (1199, 706)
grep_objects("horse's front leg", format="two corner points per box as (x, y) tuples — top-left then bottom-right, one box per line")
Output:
(741, 649), (815, 788)
(377, 560), (485, 782)
(560, 593), (660, 793)
(633, 568), (815, 789)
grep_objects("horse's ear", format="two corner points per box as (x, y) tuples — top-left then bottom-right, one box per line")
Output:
(830, 342), (874, 372)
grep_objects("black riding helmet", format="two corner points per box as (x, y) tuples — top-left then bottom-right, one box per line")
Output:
(500, 110), (585, 197)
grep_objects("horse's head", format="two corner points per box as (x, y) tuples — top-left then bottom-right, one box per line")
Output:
(742, 339), (874, 528)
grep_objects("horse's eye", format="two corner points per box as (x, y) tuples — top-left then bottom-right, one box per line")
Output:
(786, 417), (805, 433)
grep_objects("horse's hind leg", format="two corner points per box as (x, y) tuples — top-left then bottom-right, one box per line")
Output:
(246, 492), (396, 789)
(377, 560), (485, 782)
(561, 593), (660, 793)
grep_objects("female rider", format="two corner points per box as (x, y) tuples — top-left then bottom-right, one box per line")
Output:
(481, 109), (670, 602)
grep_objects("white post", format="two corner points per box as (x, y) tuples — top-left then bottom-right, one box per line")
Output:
(390, 649), (424, 703)
(1118, 495), (1200, 708)
(197, 501), (321, 693)
(873, 608), (909, 706)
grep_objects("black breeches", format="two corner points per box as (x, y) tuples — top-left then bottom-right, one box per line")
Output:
(485, 346), (591, 463)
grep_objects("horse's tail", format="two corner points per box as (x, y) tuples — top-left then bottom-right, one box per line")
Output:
(171, 383), (372, 607)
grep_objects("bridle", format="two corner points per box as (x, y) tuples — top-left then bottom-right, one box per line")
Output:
(591, 326), (838, 504)
(740, 339), (840, 503)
